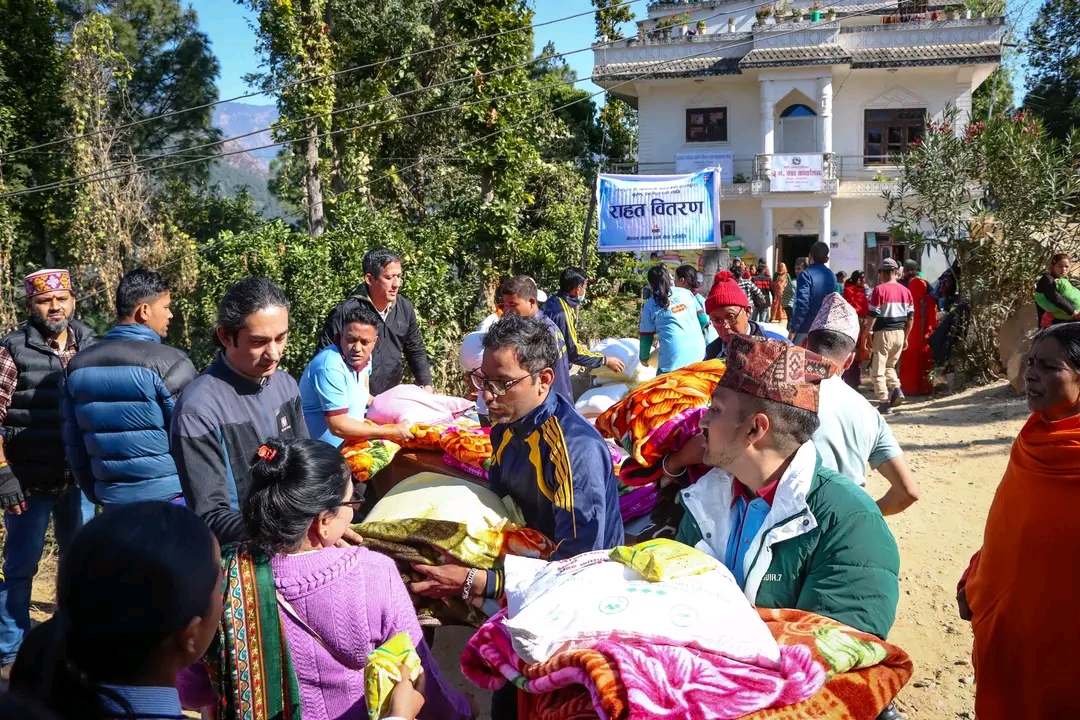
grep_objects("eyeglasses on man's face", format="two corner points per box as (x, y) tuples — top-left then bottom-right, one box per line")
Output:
(468, 370), (540, 396)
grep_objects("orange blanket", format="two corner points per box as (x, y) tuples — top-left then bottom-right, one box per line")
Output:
(965, 412), (1080, 720)
(595, 360), (725, 466)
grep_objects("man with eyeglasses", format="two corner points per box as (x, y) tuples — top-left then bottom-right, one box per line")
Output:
(410, 313), (623, 598)
(703, 271), (788, 361)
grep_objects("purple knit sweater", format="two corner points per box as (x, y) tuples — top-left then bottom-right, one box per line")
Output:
(178, 546), (471, 720)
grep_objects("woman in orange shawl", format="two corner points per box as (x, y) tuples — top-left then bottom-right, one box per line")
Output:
(770, 263), (789, 323)
(958, 323), (1080, 719)
(899, 268), (938, 395)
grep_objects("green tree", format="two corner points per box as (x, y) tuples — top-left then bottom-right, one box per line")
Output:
(881, 107), (1080, 378)
(972, 65), (1014, 121)
(1023, 0), (1080, 140)
(59, 0), (222, 183)
(240, 0), (336, 236)
(592, 0), (635, 40)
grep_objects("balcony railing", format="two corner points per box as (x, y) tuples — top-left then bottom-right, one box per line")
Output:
(608, 155), (902, 185)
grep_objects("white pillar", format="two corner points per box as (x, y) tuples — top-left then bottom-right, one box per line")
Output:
(763, 204), (775, 272)
(762, 100), (775, 156)
(819, 78), (833, 154)
(820, 202), (832, 268)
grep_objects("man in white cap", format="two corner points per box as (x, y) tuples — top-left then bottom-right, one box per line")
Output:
(806, 293), (920, 516)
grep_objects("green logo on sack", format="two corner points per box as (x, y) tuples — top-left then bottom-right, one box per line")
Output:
(599, 596), (629, 614)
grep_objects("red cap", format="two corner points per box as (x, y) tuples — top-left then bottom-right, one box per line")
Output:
(704, 271), (750, 315)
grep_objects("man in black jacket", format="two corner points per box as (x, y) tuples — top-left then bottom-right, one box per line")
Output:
(0, 269), (97, 674)
(316, 248), (433, 397)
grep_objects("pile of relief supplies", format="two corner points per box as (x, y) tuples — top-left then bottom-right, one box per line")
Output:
(460, 539), (915, 720)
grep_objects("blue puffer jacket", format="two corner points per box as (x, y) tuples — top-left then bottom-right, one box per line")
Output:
(790, 263), (840, 335)
(61, 323), (198, 505)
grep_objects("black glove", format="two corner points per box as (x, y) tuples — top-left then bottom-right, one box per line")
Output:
(0, 464), (24, 510)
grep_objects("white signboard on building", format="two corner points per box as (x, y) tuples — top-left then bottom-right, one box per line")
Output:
(769, 154), (823, 192)
(675, 151), (734, 184)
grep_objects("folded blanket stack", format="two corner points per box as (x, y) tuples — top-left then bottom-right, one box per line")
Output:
(462, 607), (912, 720)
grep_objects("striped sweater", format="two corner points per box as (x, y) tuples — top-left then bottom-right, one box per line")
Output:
(869, 281), (914, 331)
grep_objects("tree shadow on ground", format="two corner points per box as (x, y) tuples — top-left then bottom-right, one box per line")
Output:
(878, 383), (1028, 429)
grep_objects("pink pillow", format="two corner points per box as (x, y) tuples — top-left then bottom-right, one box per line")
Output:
(367, 384), (473, 426)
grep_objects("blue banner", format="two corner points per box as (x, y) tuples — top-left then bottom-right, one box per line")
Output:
(597, 170), (720, 253)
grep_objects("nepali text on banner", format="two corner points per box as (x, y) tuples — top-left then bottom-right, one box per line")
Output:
(768, 154), (824, 192)
(597, 170), (720, 253)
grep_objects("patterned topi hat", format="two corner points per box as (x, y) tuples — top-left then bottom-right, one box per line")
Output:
(23, 269), (73, 298)
(719, 335), (835, 412)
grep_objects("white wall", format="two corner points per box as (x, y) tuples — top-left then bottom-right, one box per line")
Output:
(831, 198), (950, 279)
(638, 76), (762, 176)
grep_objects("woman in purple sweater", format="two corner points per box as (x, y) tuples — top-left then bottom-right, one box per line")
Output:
(179, 438), (472, 720)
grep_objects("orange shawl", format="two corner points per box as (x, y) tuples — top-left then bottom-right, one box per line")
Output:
(966, 412), (1080, 720)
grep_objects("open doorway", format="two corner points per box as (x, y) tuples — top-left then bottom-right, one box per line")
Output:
(777, 234), (817, 275)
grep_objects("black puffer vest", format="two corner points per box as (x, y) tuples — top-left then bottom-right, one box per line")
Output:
(1, 319), (96, 493)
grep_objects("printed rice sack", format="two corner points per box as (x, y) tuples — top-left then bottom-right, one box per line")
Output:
(501, 551), (780, 665)
(574, 384), (629, 418)
(367, 385), (473, 426)
(588, 338), (640, 383)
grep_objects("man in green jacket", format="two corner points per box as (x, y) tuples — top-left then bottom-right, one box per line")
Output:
(676, 335), (900, 641)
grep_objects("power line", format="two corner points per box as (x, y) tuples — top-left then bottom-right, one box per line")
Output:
(0, 0), (778, 199)
(71, 0), (887, 304)
(0, 0), (646, 161)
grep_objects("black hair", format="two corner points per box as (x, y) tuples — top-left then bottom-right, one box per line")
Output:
(363, 248), (403, 279)
(850, 270), (865, 282)
(501, 275), (538, 301)
(340, 305), (381, 332)
(559, 267), (588, 294)
(482, 313), (557, 375)
(115, 268), (169, 321)
(11, 503), (219, 720)
(1052, 252), (1071, 266)
(835, 271), (848, 283)
(675, 265), (699, 291)
(739, 395), (820, 454)
(215, 276), (290, 347)
(1033, 323), (1080, 373)
(647, 265), (672, 309)
(244, 437), (353, 555)
(0, 694), (61, 720)
(806, 329), (857, 362)
(809, 241), (830, 264)
(795, 256), (809, 269)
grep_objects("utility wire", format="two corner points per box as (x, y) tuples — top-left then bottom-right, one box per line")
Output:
(0, 0), (781, 199)
(71, 0), (886, 304)
(0, 0), (646, 161)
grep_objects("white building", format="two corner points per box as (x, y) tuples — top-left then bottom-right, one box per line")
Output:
(593, 0), (1004, 279)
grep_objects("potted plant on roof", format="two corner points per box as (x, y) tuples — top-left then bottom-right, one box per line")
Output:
(825, 6), (837, 19)
(943, 5), (958, 19)
(698, 18), (709, 33)
(809, 1), (822, 21)
(755, 4), (772, 24)
(792, 5), (806, 21)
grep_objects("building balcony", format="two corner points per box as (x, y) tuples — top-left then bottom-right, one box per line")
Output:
(607, 155), (903, 197)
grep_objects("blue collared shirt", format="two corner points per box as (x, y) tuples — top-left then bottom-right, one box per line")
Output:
(100, 685), (185, 719)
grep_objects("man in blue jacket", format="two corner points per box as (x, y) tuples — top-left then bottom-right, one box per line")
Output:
(543, 268), (625, 375)
(62, 269), (197, 508)
(788, 241), (837, 345)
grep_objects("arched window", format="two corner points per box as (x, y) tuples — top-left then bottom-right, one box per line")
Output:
(779, 104), (819, 152)
(780, 103), (817, 118)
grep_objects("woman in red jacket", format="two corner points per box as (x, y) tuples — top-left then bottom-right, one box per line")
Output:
(842, 272), (872, 389)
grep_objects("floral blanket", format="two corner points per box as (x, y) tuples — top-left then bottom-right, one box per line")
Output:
(461, 608), (912, 720)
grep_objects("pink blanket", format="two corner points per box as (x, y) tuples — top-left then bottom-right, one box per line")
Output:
(461, 610), (825, 720)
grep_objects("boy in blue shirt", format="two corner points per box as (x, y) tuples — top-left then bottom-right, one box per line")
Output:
(299, 306), (413, 448)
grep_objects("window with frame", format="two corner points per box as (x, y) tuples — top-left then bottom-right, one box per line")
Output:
(864, 108), (925, 164)
(686, 107), (728, 143)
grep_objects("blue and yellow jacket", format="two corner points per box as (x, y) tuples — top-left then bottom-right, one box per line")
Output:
(489, 390), (624, 560)
(543, 292), (606, 370)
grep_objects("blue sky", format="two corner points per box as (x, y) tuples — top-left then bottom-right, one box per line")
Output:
(188, 0), (1031, 108)
(187, 0), (612, 105)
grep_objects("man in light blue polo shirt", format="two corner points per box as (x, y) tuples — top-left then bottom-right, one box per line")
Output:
(299, 306), (413, 448)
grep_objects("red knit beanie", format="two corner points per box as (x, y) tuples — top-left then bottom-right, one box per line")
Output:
(705, 271), (749, 315)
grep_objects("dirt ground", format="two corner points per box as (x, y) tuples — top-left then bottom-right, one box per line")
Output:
(19, 380), (1025, 720)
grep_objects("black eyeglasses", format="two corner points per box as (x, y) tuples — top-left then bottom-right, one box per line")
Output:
(341, 499), (367, 510)
(468, 370), (540, 396)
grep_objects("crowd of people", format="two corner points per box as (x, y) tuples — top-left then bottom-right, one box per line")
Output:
(0, 245), (1071, 720)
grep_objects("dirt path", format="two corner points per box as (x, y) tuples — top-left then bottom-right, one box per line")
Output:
(20, 381), (1024, 719)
